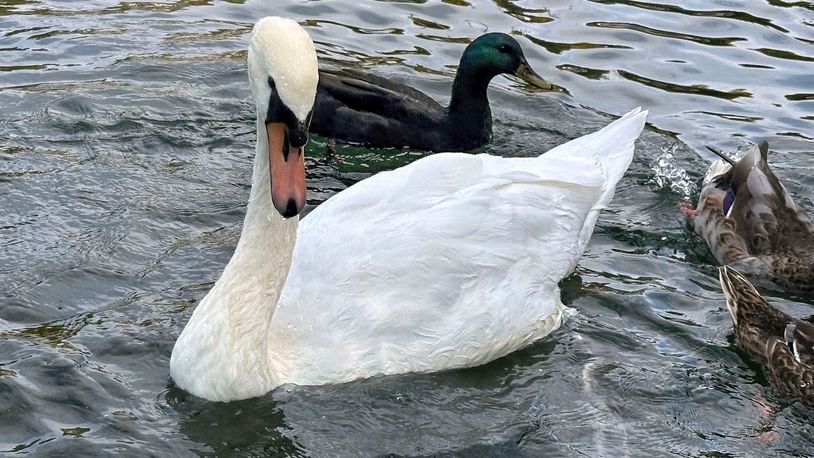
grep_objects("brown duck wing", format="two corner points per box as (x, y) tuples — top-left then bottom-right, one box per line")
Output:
(787, 318), (814, 367)
(765, 336), (814, 407)
(728, 142), (814, 255)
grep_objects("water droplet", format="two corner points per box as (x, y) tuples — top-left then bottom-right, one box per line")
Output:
(650, 144), (697, 199)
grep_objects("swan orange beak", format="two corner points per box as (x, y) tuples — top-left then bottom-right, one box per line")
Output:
(267, 122), (306, 218)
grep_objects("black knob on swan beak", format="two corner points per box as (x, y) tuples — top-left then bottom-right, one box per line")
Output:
(288, 124), (309, 148)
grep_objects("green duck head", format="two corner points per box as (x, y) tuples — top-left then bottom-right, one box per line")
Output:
(458, 33), (552, 90)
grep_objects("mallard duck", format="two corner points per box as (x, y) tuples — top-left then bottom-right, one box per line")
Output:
(169, 16), (647, 402)
(310, 32), (553, 152)
(719, 266), (814, 407)
(680, 141), (814, 292)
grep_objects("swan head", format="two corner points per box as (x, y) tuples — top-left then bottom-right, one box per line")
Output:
(247, 17), (318, 218)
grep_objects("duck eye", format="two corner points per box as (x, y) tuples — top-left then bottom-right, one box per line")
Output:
(498, 45), (511, 54)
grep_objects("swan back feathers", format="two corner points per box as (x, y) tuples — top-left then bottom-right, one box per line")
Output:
(271, 108), (647, 386)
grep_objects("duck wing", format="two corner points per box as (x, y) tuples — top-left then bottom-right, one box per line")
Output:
(765, 333), (814, 406)
(272, 108), (647, 386)
(312, 68), (446, 148)
(323, 67), (441, 109)
(727, 142), (814, 255)
(719, 266), (814, 405)
(786, 319), (814, 367)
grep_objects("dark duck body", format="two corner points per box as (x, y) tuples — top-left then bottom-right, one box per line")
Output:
(311, 33), (552, 152)
(685, 141), (814, 292)
(719, 266), (814, 407)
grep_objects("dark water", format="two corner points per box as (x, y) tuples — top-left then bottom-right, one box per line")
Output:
(2, 0), (814, 455)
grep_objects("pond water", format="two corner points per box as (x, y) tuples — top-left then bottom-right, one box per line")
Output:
(1, 0), (813, 455)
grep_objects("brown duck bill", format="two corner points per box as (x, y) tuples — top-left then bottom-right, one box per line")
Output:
(267, 122), (306, 218)
(514, 57), (555, 91)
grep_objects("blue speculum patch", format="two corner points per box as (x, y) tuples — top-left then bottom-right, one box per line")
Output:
(723, 187), (736, 215)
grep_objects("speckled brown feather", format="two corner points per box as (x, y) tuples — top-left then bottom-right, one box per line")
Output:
(695, 142), (814, 292)
(719, 266), (814, 407)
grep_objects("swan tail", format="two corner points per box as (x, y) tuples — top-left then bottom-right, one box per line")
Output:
(550, 108), (648, 271)
(547, 107), (645, 175)
(596, 107), (647, 185)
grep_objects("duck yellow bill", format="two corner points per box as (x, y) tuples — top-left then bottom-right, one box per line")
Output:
(515, 58), (555, 91)
(267, 123), (306, 218)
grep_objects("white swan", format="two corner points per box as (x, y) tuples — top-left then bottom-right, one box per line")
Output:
(169, 16), (648, 402)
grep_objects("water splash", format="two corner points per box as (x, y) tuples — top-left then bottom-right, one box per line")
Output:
(650, 143), (697, 199)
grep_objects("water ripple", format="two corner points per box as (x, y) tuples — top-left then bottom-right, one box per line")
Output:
(588, 21), (747, 46)
(589, 0), (789, 32)
(618, 70), (752, 100)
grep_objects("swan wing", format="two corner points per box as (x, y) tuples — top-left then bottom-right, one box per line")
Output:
(271, 108), (646, 385)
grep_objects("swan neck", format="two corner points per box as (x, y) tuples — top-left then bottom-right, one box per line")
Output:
(237, 118), (298, 318)
(170, 117), (298, 401)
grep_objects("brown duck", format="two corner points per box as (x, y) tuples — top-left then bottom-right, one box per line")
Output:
(681, 141), (814, 292)
(719, 266), (814, 407)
